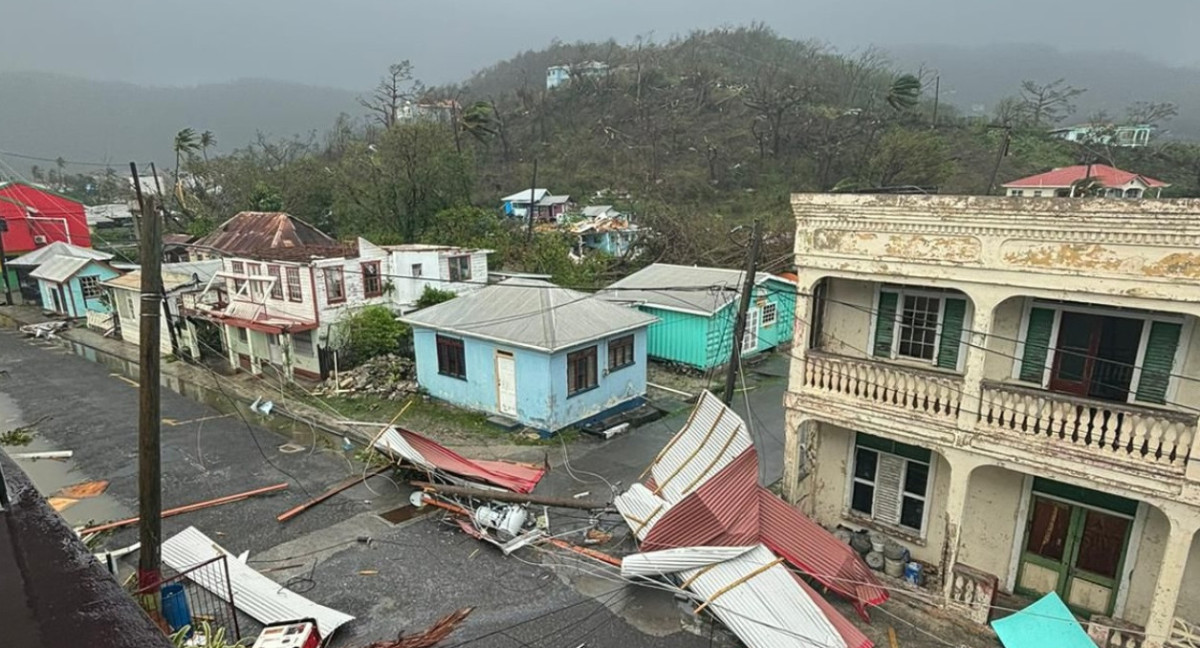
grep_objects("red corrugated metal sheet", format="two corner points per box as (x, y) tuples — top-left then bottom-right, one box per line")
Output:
(792, 572), (873, 648)
(393, 428), (545, 493)
(1003, 163), (1168, 188)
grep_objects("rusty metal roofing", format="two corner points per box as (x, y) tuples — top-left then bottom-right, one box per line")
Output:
(193, 211), (336, 257)
(374, 426), (545, 493)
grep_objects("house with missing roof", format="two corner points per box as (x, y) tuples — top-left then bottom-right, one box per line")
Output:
(597, 264), (796, 370)
(29, 255), (122, 318)
(103, 260), (221, 357)
(1003, 164), (1169, 198)
(402, 278), (656, 431)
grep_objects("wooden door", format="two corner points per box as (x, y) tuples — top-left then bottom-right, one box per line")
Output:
(1049, 312), (1101, 396)
(495, 351), (517, 417)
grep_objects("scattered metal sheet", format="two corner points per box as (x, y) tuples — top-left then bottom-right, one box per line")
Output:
(647, 391), (753, 503)
(620, 546), (755, 578)
(162, 526), (354, 640)
(47, 496), (77, 512)
(56, 480), (110, 498)
(374, 427), (545, 493)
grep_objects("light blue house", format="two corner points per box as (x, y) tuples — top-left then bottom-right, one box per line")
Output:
(571, 207), (640, 258)
(29, 254), (122, 318)
(598, 263), (797, 370)
(402, 278), (657, 432)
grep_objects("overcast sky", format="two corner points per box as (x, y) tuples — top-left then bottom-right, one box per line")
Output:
(2, 0), (1196, 89)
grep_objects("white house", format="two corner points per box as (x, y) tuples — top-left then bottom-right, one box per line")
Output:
(1003, 164), (1169, 198)
(365, 241), (491, 311)
(103, 260), (221, 358)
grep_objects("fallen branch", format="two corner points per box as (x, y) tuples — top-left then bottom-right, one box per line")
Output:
(362, 607), (474, 648)
(78, 483), (288, 535)
(411, 481), (609, 511)
(277, 466), (392, 522)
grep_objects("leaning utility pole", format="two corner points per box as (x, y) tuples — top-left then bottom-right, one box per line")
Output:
(722, 220), (763, 405)
(986, 124), (1013, 196)
(131, 162), (163, 592)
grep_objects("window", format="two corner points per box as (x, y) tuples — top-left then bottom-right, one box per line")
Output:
(79, 275), (102, 299)
(323, 266), (345, 304)
(285, 267), (303, 302)
(411, 263), (423, 278)
(1009, 189), (1024, 197)
(897, 295), (941, 361)
(362, 261), (383, 298)
(1125, 188), (1142, 198)
(1032, 190), (1043, 197)
(235, 326), (248, 343)
(448, 255), (471, 282)
(608, 335), (635, 370)
(436, 335), (466, 379)
(292, 331), (313, 357)
(230, 260), (246, 293)
(849, 433), (932, 535)
(267, 265), (283, 300)
(762, 302), (778, 327)
(567, 346), (598, 395)
(246, 263), (262, 299)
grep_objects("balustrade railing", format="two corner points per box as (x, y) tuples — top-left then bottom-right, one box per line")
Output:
(802, 351), (961, 421)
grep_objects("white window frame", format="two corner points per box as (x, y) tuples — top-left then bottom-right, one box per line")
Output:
(742, 307), (761, 353)
(1009, 298), (1192, 406)
(845, 439), (936, 538)
(762, 301), (778, 328)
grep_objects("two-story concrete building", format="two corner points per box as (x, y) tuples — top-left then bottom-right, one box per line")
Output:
(783, 194), (1200, 647)
(371, 242), (490, 311)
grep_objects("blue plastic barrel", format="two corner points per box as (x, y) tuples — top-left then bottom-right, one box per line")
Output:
(161, 584), (193, 635)
(903, 561), (923, 586)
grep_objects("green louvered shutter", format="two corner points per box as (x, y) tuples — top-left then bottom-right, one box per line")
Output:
(873, 291), (898, 358)
(936, 298), (967, 370)
(1019, 307), (1056, 383)
(1136, 321), (1181, 404)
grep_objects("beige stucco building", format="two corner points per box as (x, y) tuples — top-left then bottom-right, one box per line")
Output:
(783, 194), (1200, 647)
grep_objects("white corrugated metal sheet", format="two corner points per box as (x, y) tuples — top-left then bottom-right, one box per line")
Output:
(649, 391), (753, 504)
(613, 483), (670, 540)
(162, 526), (354, 639)
(597, 264), (792, 315)
(375, 427), (430, 468)
(28, 255), (96, 283)
(620, 546), (754, 578)
(8, 242), (113, 267)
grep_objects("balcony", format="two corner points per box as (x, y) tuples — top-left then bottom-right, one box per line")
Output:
(798, 351), (962, 432)
(978, 381), (1197, 475)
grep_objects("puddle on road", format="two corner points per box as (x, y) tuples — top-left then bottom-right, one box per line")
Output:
(377, 503), (434, 525)
(0, 391), (131, 529)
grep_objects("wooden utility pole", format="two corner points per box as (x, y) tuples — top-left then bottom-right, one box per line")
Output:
(132, 162), (164, 591)
(986, 124), (1013, 196)
(524, 159), (538, 244)
(722, 220), (762, 405)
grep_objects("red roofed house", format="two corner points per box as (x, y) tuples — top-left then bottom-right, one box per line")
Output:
(0, 182), (91, 298)
(1003, 164), (1169, 198)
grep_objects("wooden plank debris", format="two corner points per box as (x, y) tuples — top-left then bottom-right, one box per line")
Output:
(277, 466), (391, 522)
(78, 483), (288, 535)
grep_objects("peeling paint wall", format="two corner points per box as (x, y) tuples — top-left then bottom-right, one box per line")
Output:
(957, 466), (1024, 583)
(819, 278), (874, 356)
(982, 298), (1025, 381)
(1124, 506), (1169, 624)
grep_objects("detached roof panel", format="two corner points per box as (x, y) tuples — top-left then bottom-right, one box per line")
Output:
(29, 255), (98, 282)
(9, 242), (112, 267)
(649, 391), (754, 502)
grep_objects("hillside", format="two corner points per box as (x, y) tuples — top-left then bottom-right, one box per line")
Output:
(0, 72), (359, 170)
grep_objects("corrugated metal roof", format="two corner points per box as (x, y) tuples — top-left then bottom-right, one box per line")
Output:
(614, 483), (670, 541)
(9, 242), (112, 267)
(103, 270), (196, 291)
(598, 264), (792, 316)
(375, 426), (545, 493)
(162, 526), (354, 639)
(620, 546), (754, 578)
(501, 188), (548, 203)
(29, 255), (104, 283)
(400, 278), (657, 353)
(192, 211), (336, 257)
(649, 391), (753, 503)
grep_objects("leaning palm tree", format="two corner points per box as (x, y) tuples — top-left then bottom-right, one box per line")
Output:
(199, 130), (216, 162)
(458, 101), (498, 146)
(886, 74), (922, 111)
(173, 128), (199, 176)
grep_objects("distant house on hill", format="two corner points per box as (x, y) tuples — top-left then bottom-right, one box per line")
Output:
(190, 211), (335, 259)
(500, 189), (572, 221)
(396, 99), (458, 124)
(546, 61), (610, 89)
(1003, 164), (1169, 198)
(598, 264), (797, 370)
(1049, 124), (1154, 148)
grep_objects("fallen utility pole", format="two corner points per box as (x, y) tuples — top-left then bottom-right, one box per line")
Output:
(722, 220), (763, 405)
(412, 481), (610, 511)
(78, 482), (289, 536)
(277, 465), (392, 522)
(133, 162), (164, 592)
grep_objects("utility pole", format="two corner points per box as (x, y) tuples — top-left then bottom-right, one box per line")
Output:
(931, 75), (940, 130)
(131, 162), (163, 593)
(986, 124), (1013, 196)
(524, 159), (538, 245)
(722, 220), (762, 405)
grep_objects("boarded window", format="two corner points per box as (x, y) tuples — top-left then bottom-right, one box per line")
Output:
(285, 267), (303, 302)
(362, 261), (383, 298)
(436, 335), (466, 378)
(323, 267), (345, 304)
(608, 334), (635, 370)
(267, 265), (283, 300)
(567, 346), (598, 395)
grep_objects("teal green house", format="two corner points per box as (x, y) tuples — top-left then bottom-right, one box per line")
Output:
(598, 264), (797, 370)
(29, 255), (121, 318)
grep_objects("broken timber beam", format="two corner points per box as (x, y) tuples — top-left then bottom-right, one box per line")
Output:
(411, 481), (610, 511)
(544, 538), (622, 568)
(78, 483), (289, 535)
(277, 466), (391, 522)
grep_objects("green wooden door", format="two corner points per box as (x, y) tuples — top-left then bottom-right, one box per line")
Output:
(1016, 495), (1133, 617)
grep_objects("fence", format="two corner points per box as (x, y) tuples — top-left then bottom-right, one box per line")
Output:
(133, 555), (241, 643)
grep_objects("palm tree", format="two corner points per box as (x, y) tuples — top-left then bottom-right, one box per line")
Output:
(458, 101), (498, 146)
(886, 74), (922, 111)
(54, 157), (67, 189)
(173, 128), (200, 193)
(199, 130), (216, 162)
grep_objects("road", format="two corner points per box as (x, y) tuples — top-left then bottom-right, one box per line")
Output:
(0, 327), (714, 648)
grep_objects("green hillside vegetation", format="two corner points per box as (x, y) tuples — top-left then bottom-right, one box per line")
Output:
(162, 26), (1200, 284)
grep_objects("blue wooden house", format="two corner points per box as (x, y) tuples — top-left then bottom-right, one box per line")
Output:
(598, 264), (797, 370)
(29, 254), (121, 318)
(402, 278), (657, 432)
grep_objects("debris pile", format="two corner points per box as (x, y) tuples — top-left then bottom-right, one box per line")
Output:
(315, 354), (417, 399)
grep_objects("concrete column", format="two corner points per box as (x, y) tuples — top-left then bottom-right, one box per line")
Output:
(955, 293), (1000, 441)
(783, 284), (815, 508)
(783, 416), (815, 508)
(940, 449), (979, 602)
(1143, 514), (1199, 648)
